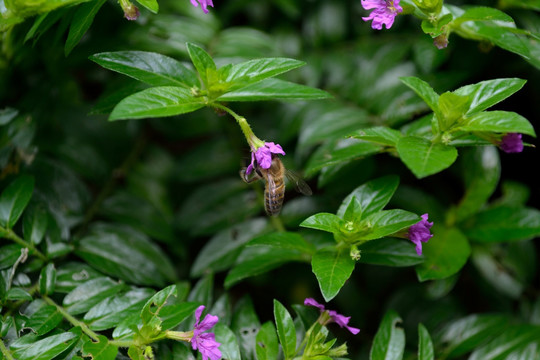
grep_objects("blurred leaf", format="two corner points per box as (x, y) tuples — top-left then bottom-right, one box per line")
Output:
(454, 6), (514, 24)
(64, 0), (106, 56)
(215, 323), (242, 360)
(418, 323), (434, 360)
(81, 335), (118, 360)
(63, 277), (125, 315)
(453, 78), (527, 114)
(55, 262), (104, 293)
(358, 238), (424, 267)
(396, 136), (458, 178)
(416, 226), (471, 281)
(274, 299), (296, 360)
(6, 288), (33, 300)
(0, 175), (35, 228)
(217, 78), (332, 101)
(22, 203), (48, 245)
(38, 263), (56, 296)
(90, 51), (199, 88)
(10, 332), (78, 360)
(187, 274), (214, 306)
(0, 244), (23, 270)
(256, 322), (279, 360)
(469, 324), (540, 360)
(231, 296), (260, 360)
(459, 111), (535, 136)
(248, 231), (316, 255)
(135, 0), (158, 13)
(312, 248), (355, 302)
(370, 310), (405, 360)
(350, 126), (403, 146)
(23, 305), (62, 336)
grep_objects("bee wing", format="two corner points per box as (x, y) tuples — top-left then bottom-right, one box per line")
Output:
(285, 170), (313, 196)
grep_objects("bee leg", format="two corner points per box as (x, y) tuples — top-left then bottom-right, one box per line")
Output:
(240, 168), (261, 183)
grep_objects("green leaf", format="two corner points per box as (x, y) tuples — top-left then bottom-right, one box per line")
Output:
(312, 249), (355, 302)
(469, 324), (540, 360)
(396, 136), (458, 178)
(134, 0), (158, 13)
(76, 224), (176, 287)
(0, 175), (35, 228)
(39, 263), (56, 296)
(459, 111), (536, 136)
(90, 51), (199, 88)
(462, 206), (540, 242)
(358, 238), (424, 267)
(6, 288), (33, 300)
(109, 86), (206, 121)
(64, 0), (106, 56)
(186, 42), (216, 89)
(159, 302), (200, 331)
(141, 284), (177, 327)
(230, 296), (261, 360)
(225, 58), (305, 89)
(273, 300), (296, 360)
(454, 6), (514, 24)
(217, 78), (332, 101)
(214, 323), (242, 360)
(22, 204), (48, 245)
(453, 78), (526, 114)
(81, 335), (118, 360)
(23, 305), (63, 336)
(11, 332), (78, 360)
(416, 226), (471, 281)
(360, 210), (420, 241)
(400, 77), (440, 115)
(337, 176), (400, 220)
(438, 92), (470, 131)
(248, 232), (316, 255)
(418, 324), (434, 360)
(300, 213), (343, 233)
(256, 322), (279, 360)
(0, 244), (23, 270)
(63, 277), (125, 315)
(370, 310), (405, 360)
(350, 126), (403, 146)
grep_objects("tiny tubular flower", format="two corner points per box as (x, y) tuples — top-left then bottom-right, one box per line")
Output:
(407, 213), (433, 255)
(361, 0), (403, 30)
(191, 0), (214, 13)
(500, 133), (524, 153)
(304, 298), (360, 335)
(246, 142), (286, 175)
(119, 0), (140, 20)
(191, 305), (222, 360)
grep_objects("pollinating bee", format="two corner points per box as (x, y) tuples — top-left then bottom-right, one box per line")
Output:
(241, 154), (312, 216)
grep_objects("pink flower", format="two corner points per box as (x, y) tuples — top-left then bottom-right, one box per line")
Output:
(191, 0), (214, 13)
(361, 0), (402, 30)
(191, 305), (221, 360)
(407, 213), (433, 255)
(500, 133), (524, 153)
(304, 298), (360, 335)
(246, 142), (286, 175)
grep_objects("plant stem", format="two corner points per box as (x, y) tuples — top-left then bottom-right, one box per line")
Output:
(270, 216), (286, 232)
(211, 103), (264, 148)
(0, 227), (47, 262)
(109, 339), (134, 348)
(0, 339), (15, 360)
(42, 295), (100, 342)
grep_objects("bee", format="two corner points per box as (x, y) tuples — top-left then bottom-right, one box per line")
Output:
(241, 154), (312, 216)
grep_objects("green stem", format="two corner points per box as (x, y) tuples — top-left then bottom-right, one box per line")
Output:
(42, 295), (100, 342)
(211, 103), (264, 148)
(109, 339), (135, 348)
(0, 338), (15, 360)
(270, 216), (286, 232)
(0, 227), (47, 262)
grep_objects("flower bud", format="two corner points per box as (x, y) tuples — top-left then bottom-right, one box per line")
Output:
(119, 0), (139, 20)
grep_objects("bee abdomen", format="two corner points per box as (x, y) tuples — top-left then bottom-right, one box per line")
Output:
(265, 181), (285, 216)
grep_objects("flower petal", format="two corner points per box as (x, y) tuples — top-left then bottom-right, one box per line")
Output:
(304, 298), (326, 311)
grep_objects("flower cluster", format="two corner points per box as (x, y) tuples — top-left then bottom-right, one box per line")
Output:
(246, 142), (286, 175)
(407, 213), (433, 255)
(361, 0), (402, 30)
(304, 298), (360, 335)
(191, 0), (214, 13)
(191, 305), (222, 360)
(500, 133), (524, 153)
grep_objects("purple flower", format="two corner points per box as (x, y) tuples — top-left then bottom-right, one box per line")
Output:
(500, 133), (524, 153)
(361, 0), (402, 30)
(191, 0), (214, 13)
(246, 142), (286, 175)
(191, 305), (222, 360)
(407, 213), (433, 255)
(120, 0), (139, 20)
(304, 298), (360, 335)
(433, 34), (449, 49)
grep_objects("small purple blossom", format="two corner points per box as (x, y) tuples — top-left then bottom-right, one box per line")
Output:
(408, 213), (433, 256)
(433, 34), (449, 49)
(361, 0), (402, 30)
(246, 142), (286, 175)
(120, 1), (139, 20)
(304, 298), (360, 335)
(191, 0), (214, 13)
(191, 305), (222, 360)
(500, 133), (524, 153)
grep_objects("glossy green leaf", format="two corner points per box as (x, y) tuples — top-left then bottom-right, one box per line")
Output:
(300, 213), (343, 233)
(370, 310), (405, 360)
(469, 324), (540, 360)
(217, 78), (332, 101)
(454, 6), (514, 24)
(248, 231), (316, 255)
(438, 92), (470, 131)
(109, 86), (206, 121)
(462, 206), (540, 242)
(418, 324), (434, 360)
(350, 126), (403, 146)
(453, 78), (526, 114)
(215, 323), (242, 360)
(225, 58), (305, 89)
(11, 332), (78, 360)
(64, 0), (106, 56)
(38, 263), (56, 295)
(337, 176), (400, 220)
(0, 175), (35, 228)
(23, 305), (62, 336)
(90, 51), (199, 88)
(63, 277), (125, 315)
(81, 335), (118, 360)
(22, 204), (48, 245)
(160, 302), (200, 331)
(360, 210), (420, 241)
(416, 226), (471, 281)
(459, 111), (535, 136)
(0, 244), (23, 270)
(0, 107), (18, 125)
(274, 299), (296, 360)
(186, 42), (216, 89)
(55, 262), (104, 294)
(396, 136), (458, 178)
(400, 76), (440, 114)
(256, 322), (279, 360)
(6, 288), (33, 300)
(358, 238), (424, 267)
(312, 248), (355, 302)
(141, 284), (177, 327)
(134, 0), (158, 13)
